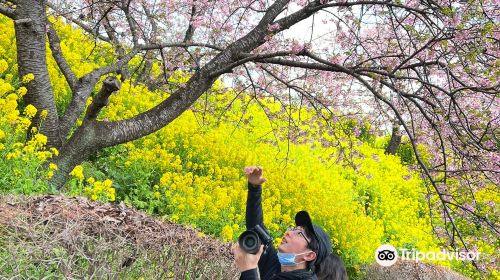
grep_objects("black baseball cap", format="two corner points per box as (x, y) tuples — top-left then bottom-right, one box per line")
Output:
(295, 210), (332, 266)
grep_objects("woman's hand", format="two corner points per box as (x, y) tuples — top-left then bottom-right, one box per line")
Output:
(244, 166), (266, 186)
(232, 243), (264, 272)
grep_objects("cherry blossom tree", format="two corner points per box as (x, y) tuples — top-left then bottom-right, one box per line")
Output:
(0, 0), (498, 273)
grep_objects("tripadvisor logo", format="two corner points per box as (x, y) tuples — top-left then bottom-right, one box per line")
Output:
(375, 244), (398, 267)
(375, 244), (480, 267)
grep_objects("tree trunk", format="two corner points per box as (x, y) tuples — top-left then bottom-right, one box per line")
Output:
(385, 121), (402, 155)
(49, 78), (121, 190)
(49, 121), (100, 190)
(14, 0), (61, 148)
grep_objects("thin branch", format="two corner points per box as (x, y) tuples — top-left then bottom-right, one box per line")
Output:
(183, 2), (197, 43)
(46, 2), (110, 42)
(136, 3), (159, 86)
(273, 0), (430, 35)
(47, 24), (79, 92)
(121, 0), (139, 46)
(445, 200), (500, 236)
(390, 35), (448, 75)
(211, 51), (293, 77)
(141, 42), (224, 52)
(89, 47), (140, 78)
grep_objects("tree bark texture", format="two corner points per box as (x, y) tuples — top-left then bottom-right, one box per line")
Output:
(14, 0), (62, 148)
(385, 122), (402, 155)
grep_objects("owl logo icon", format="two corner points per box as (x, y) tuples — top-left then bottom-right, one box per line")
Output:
(375, 244), (398, 266)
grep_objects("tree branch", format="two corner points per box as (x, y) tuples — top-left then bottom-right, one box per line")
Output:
(211, 51), (294, 76)
(85, 76), (121, 120)
(101, 11), (130, 80)
(257, 57), (345, 72)
(90, 48), (140, 79)
(272, 0), (429, 35)
(59, 48), (140, 140)
(121, 0), (139, 46)
(46, 2), (110, 42)
(93, 0), (292, 147)
(183, 2), (197, 43)
(141, 42), (224, 52)
(137, 3), (159, 85)
(46, 24), (79, 92)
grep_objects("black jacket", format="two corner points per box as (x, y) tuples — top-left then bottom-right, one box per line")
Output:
(239, 183), (316, 280)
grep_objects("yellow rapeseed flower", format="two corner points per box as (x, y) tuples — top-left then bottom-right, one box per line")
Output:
(12, 142), (23, 149)
(50, 147), (59, 156)
(221, 225), (233, 242)
(49, 163), (58, 171)
(40, 110), (48, 119)
(6, 151), (19, 159)
(47, 15), (57, 24)
(34, 133), (47, 146)
(7, 110), (19, 123)
(17, 87), (27, 96)
(103, 179), (112, 188)
(15, 120), (30, 134)
(107, 187), (116, 201)
(0, 82), (14, 96)
(24, 104), (37, 118)
(69, 165), (84, 181)
(36, 151), (52, 161)
(22, 73), (35, 83)
(0, 59), (8, 74)
(6, 93), (17, 101)
(5, 74), (13, 82)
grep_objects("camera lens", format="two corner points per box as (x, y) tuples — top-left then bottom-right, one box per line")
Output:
(244, 236), (257, 247)
(238, 230), (261, 254)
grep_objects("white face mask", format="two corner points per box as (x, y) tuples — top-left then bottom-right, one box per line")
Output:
(277, 251), (313, 266)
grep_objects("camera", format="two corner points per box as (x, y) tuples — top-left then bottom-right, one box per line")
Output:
(238, 224), (273, 254)
(377, 250), (395, 261)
